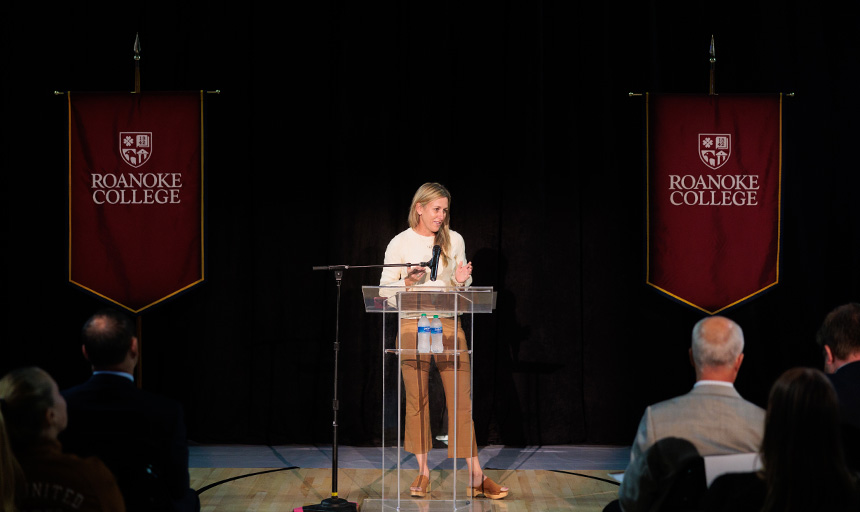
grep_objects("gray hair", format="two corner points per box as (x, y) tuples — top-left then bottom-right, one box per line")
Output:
(691, 316), (744, 368)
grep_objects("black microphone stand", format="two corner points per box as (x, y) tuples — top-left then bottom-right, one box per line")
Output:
(306, 260), (431, 511)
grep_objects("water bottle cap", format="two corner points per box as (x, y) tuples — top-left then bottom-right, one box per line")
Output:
(421, 313), (427, 317)
(433, 315), (439, 318)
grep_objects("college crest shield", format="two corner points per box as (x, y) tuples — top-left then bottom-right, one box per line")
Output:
(119, 132), (153, 168)
(698, 133), (731, 170)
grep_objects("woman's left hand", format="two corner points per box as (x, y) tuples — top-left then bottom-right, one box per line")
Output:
(455, 261), (473, 285)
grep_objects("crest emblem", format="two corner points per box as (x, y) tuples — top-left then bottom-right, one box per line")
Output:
(698, 133), (731, 170)
(119, 132), (153, 168)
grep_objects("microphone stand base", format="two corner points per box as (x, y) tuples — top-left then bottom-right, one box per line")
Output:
(302, 497), (358, 511)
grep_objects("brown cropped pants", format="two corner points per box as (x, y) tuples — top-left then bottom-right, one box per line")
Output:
(400, 316), (478, 458)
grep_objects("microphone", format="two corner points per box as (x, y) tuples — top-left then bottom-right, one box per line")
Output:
(429, 245), (441, 281)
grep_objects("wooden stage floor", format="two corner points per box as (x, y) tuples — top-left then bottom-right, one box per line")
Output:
(189, 445), (628, 512)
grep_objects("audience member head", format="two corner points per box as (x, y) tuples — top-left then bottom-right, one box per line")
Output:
(81, 308), (138, 372)
(0, 367), (68, 451)
(816, 302), (860, 374)
(690, 316), (745, 382)
(0, 367), (64, 511)
(759, 367), (856, 512)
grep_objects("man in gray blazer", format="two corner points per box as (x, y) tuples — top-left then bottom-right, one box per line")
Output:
(615, 316), (765, 512)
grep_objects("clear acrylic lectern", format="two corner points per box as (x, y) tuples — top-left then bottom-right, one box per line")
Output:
(360, 286), (496, 511)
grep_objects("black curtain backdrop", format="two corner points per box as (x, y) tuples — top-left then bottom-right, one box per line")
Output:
(2, 2), (858, 447)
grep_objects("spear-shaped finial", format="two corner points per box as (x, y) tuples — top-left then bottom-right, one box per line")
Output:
(709, 35), (716, 95)
(134, 33), (141, 93)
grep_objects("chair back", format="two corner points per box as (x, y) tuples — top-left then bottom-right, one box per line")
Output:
(703, 452), (761, 487)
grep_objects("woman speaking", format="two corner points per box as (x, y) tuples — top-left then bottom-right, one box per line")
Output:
(380, 182), (507, 500)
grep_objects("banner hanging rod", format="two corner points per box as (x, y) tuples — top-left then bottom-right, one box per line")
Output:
(628, 36), (794, 98)
(54, 90), (221, 95)
(628, 92), (795, 97)
(54, 33), (220, 96)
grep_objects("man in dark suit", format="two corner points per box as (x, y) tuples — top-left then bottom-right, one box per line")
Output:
(60, 309), (200, 512)
(817, 303), (860, 471)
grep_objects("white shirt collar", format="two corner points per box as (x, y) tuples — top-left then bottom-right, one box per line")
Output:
(93, 370), (134, 383)
(694, 380), (734, 388)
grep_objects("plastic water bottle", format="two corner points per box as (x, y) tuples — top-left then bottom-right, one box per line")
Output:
(430, 315), (444, 353)
(417, 314), (431, 354)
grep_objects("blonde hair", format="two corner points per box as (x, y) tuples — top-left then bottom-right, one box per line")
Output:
(0, 367), (56, 512)
(408, 182), (453, 262)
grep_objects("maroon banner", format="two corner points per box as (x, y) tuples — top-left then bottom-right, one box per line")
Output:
(69, 92), (204, 312)
(647, 94), (782, 314)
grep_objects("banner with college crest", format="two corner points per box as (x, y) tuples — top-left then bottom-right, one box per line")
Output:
(646, 94), (782, 314)
(68, 92), (204, 312)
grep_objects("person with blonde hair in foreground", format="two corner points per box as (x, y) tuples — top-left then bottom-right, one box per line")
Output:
(0, 366), (125, 511)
